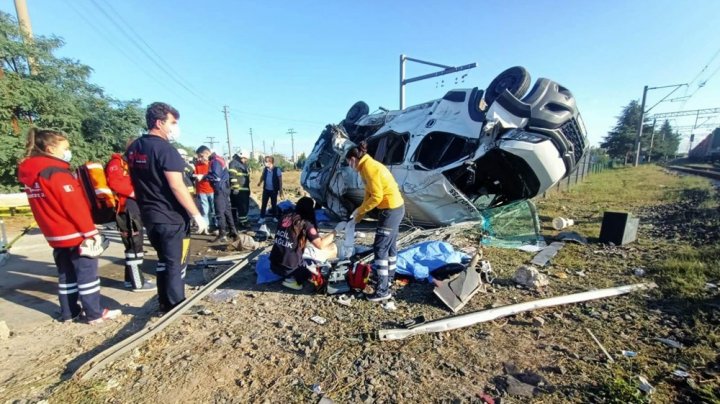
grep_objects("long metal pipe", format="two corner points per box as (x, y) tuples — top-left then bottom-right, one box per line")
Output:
(378, 282), (656, 341)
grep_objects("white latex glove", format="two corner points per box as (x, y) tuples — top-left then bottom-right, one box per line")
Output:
(193, 214), (209, 234)
(79, 234), (109, 257)
(349, 209), (359, 222)
(194, 174), (204, 181)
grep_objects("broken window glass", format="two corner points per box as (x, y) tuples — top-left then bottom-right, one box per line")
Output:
(413, 132), (478, 169)
(367, 132), (408, 165)
(480, 200), (543, 248)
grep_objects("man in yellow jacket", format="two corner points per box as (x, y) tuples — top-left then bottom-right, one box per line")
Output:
(345, 141), (405, 301)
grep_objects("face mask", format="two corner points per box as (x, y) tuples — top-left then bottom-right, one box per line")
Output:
(62, 149), (72, 162)
(167, 123), (181, 141)
(265, 162), (271, 168)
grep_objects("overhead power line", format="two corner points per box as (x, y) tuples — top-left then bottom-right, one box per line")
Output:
(64, 0), (187, 100)
(88, 0), (214, 107)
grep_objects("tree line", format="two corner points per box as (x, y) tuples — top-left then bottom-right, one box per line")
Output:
(601, 100), (681, 164)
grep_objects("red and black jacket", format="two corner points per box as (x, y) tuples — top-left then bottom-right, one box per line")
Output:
(18, 155), (98, 248)
(105, 153), (135, 213)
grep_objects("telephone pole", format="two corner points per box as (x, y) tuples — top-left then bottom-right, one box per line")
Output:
(249, 128), (255, 160)
(633, 83), (687, 166)
(206, 136), (217, 150)
(223, 106), (232, 157)
(287, 128), (296, 163)
(14, 0), (37, 74)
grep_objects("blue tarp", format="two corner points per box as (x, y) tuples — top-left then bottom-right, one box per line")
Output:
(396, 241), (468, 280)
(255, 254), (282, 284)
(315, 209), (332, 223)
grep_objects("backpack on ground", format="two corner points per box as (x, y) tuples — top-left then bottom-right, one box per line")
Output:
(76, 162), (117, 224)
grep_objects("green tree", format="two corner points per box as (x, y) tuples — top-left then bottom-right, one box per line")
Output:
(295, 152), (307, 169)
(601, 101), (644, 163)
(0, 11), (145, 191)
(649, 119), (679, 161)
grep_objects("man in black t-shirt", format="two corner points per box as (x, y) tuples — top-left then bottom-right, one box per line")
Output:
(127, 102), (208, 312)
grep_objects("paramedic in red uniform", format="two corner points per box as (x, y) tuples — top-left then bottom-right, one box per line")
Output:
(18, 128), (121, 324)
(126, 102), (208, 313)
(105, 142), (154, 292)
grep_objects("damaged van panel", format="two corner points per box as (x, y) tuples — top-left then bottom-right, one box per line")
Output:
(301, 66), (588, 227)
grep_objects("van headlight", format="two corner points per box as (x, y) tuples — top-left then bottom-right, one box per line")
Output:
(502, 130), (545, 143)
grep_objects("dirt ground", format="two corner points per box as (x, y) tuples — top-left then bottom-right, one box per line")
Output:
(1, 166), (719, 403)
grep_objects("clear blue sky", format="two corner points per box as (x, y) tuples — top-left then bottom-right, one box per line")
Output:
(3, 0), (720, 155)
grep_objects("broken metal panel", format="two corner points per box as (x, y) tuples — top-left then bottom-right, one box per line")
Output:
(378, 283), (657, 341)
(530, 242), (565, 267)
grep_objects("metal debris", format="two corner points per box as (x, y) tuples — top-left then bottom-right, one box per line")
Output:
(530, 242), (564, 267)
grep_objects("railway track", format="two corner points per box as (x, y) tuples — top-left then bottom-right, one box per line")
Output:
(75, 247), (269, 381)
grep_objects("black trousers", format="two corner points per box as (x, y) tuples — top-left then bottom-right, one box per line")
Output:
(116, 198), (146, 288)
(214, 187), (237, 236)
(53, 247), (102, 321)
(271, 263), (311, 283)
(260, 189), (278, 218)
(230, 189), (250, 225)
(146, 222), (190, 311)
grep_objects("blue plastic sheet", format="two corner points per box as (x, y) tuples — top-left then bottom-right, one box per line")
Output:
(278, 200), (295, 213)
(255, 254), (282, 284)
(315, 209), (332, 223)
(396, 241), (468, 280)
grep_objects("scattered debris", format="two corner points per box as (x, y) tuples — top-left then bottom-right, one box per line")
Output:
(311, 383), (323, 394)
(705, 282), (717, 290)
(633, 267), (646, 277)
(585, 328), (614, 363)
(203, 266), (226, 283)
(230, 234), (259, 251)
(336, 294), (354, 307)
(672, 369), (690, 378)
(513, 265), (549, 289)
(378, 283), (656, 341)
(599, 211), (639, 245)
(381, 301), (397, 311)
(637, 375), (655, 394)
(433, 253), (484, 312)
(556, 231), (587, 244)
(552, 217), (574, 230)
(530, 242), (564, 267)
(532, 317), (545, 327)
(318, 396), (334, 404)
(505, 375), (535, 397)
(206, 289), (241, 303)
(310, 316), (327, 325)
(0, 320), (10, 340)
(656, 337), (684, 349)
(552, 271), (569, 280)
(197, 308), (214, 316)
(621, 350), (637, 358)
(476, 392), (495, 404)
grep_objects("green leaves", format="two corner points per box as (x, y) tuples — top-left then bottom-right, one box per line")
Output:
(0, 11), (145, 190)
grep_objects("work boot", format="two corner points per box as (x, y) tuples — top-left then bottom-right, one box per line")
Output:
(132, 281), (156, 293)
(282, 278), (303, 290)
(366, 291), (392, 302)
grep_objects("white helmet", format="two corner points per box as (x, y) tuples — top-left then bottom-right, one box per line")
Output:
(238, 150), (250, 159)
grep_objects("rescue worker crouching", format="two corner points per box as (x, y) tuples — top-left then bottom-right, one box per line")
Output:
(105, 141), (155, 292)
(18, 128), (122, 324)
(269, 197), (337, 290)
(228, 150), (251, 228)
(345, 141), (405, 302)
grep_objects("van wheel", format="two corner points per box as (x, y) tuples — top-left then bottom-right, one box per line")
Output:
(484, 66), (531, 106)
(345, 101), (369, 124)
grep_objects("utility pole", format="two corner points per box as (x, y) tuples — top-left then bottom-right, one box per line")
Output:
(222, 106), (232, 157)
(262, 140), (266, 156)
(633, 85), (648, 167)
(287, 128), (296, 163)
(206, 136), (217, 150)
(647, 118), (657, 163)
(633, 83), (687, 166)
(271, 140), (275, 156)
(14, 0), (37, 74)
(399, 54), (477, 110)
(249, 128), (255, 160)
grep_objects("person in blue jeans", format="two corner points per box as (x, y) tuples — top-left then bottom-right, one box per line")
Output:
(257, 155), (284, 223)
(194, 154), (216, 233)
